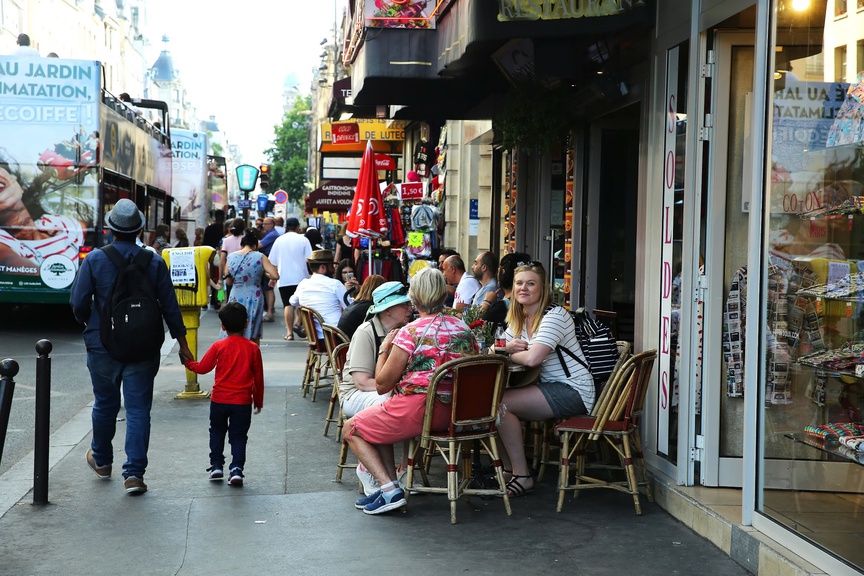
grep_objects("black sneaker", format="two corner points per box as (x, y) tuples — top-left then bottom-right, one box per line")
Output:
(228, 467), (244, 487)
(208, 466), (224, 481)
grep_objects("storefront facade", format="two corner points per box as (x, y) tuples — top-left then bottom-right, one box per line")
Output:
(335, 0), (864, 572)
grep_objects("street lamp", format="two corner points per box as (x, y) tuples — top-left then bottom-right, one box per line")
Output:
(235, 164), (260, 225)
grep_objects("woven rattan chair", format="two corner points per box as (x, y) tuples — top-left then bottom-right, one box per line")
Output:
(322, 328), (349, 437)
(404, 355), (512, 524)
(554, 349), (657, 515)
(297, 306), (332, 401)
(532, 340), (632, 482)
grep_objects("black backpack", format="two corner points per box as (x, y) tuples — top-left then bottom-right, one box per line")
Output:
(546, 305), (620, 393)
(99, 245), (165, 362)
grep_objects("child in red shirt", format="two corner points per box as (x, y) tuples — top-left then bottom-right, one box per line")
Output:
(183, 302), (264, 486)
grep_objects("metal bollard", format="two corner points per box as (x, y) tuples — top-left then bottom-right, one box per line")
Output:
(0, 358), (19, 469)
(33, 339), (52, 505)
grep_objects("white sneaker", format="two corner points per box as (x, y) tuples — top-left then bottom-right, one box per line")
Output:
(356, 464), (379, 496)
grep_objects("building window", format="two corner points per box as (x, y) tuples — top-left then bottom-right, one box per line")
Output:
(858, 40), (864, 76)
(834, 45), (847, 82)
(835, 0), (847, 16)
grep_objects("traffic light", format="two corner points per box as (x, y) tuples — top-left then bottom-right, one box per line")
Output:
(259, 164), (270, 191)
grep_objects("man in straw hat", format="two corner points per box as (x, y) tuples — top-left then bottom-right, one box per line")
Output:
(289, 249), (354, 339)
(70, 199), (193, 495)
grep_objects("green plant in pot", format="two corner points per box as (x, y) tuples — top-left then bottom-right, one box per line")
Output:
(493, 83), (574, 152)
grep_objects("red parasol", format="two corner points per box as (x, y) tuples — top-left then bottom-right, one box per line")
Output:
(346, 140), (389, 275)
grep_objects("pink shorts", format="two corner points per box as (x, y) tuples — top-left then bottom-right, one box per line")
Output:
(344, 393), (450, 445)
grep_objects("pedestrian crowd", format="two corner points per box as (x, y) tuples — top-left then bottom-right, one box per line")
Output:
(70, 203), (595, 517)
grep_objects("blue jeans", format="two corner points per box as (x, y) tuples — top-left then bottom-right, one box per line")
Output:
(209, 401), (252, 470)
(87, 350), (160, 479)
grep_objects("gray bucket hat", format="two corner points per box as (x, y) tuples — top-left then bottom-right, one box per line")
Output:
(104, 198), (145, 233)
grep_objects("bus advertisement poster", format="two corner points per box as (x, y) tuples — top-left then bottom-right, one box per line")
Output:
(0, 56), (101, 297)
(171, 129), (208, 238)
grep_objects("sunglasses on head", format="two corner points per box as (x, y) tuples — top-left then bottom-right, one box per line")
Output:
(391, 285), (409, 297)
(516, 260), (544, 269)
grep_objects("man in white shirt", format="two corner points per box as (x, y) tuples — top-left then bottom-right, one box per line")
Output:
(471, 251), (499, 308)
(14, 34), (40, 57)
(289, 249), (355, 338)
(269, 217), (312, 340)
(273, 216), (286, 236)
(443, 255), (481, 313)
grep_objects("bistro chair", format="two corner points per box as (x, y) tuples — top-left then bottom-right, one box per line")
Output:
(322, 329), (349, 437)
(297, 306), (333, 402)
(554, 349), (657, 515)
(404, 355), (512, 524)
(532, 340), (632, 482)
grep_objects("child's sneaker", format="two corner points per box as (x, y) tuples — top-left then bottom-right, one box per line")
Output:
(228, 467), (244, 487)
(207, 466), (223, 481)
(363, 489), (406, 515)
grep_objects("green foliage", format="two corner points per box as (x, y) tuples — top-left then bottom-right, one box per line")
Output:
(492, 83), (574, 152)
(265, 95), (312, 204)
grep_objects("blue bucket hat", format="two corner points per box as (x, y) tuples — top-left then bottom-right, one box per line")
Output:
(368, 282), (411, 315)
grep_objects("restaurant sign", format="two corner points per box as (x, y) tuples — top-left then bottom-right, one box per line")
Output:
(322, 119), (406, 142)
(498, 0), (646, 21)
(305, 180), (356, 212)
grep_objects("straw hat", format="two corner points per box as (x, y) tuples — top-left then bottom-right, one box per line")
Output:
(306, 249), (335, 265)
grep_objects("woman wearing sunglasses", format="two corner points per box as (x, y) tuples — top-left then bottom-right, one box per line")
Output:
(496, 262), (594, 497)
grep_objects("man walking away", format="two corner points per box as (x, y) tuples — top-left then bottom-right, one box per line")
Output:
(70, 199), (193, 495)
(258, 217), (280, 321)
(202, 209), (226, 309)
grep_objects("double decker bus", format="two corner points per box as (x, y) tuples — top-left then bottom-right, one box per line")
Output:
(0, 56), (172, 304)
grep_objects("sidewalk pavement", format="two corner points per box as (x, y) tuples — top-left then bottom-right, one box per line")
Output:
(0, 307), (751, 576)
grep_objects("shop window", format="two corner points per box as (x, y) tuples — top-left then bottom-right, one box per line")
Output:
(763, 7), (864, 568)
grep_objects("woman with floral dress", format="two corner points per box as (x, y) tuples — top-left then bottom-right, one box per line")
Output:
(222, 232), (279, 344)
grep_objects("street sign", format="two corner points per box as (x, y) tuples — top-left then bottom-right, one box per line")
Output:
(238, 199), (250, 209)
(236, 164), (259, 192)
(274, 189), (288, 204)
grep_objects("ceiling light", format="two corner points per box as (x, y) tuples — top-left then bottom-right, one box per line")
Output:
(791, 0), (809, 10)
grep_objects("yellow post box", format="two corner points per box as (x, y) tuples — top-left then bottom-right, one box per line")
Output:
(162, 245), (215, 399)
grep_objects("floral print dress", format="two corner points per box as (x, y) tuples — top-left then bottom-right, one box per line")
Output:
(222, 251), (265, 340)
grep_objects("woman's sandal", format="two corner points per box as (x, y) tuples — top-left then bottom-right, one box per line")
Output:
(505, 474), (535, 498)
(283, 334), (293, 341)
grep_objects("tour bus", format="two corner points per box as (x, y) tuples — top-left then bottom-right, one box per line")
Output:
(0, 55), (172, 304)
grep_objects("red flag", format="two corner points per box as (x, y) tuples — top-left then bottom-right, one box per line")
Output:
(346, 140), (389, 238)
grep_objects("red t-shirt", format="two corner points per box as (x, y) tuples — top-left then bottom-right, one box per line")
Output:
(185, 335), (264, 408)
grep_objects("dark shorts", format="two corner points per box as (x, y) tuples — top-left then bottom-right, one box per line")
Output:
(278, 285), (298, 306)
(262, 282), (273, 293)
(536, 381), (587, 418)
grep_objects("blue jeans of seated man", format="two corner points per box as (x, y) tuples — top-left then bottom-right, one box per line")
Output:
(87, 350), (160, 479)
(209, 401), (252, 470)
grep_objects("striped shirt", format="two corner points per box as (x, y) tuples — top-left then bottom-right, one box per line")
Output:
(0, 214), (84, 269)
(505, 305), (595, 411)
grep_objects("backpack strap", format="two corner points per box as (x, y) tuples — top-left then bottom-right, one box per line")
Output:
(101, 244), (128, 270)
(132, 248), (154, 271)
(543, 304), (590, 378)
